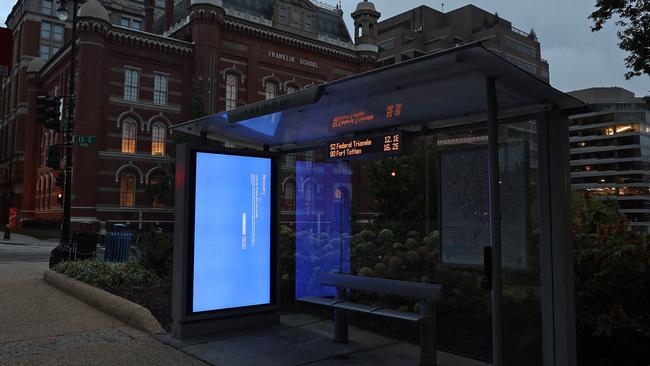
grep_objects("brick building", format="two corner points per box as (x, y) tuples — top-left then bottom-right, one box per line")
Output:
(0, 0), (381, 231)
(376, 5), (550, 82)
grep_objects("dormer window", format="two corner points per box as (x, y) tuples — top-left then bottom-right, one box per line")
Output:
(304, 14), (312, 31)
(279, 6), (288, 25)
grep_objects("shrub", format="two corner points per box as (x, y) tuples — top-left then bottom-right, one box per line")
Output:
(137, 231), (174, 278)
(572, 193), (650, 345)
(54, 260), (158, 288)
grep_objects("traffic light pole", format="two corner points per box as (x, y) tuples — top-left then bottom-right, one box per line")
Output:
(61, 0), (77, 248)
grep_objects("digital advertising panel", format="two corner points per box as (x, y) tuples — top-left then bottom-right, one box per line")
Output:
(191, 152), (273, 313)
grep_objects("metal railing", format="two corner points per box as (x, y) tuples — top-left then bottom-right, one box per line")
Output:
(511, 26), (529, 38)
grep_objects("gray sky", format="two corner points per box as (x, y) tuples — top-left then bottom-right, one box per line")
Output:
(1, 0), (648, 96)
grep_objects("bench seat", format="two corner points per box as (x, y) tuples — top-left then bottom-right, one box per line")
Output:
(299, 297), (429, 323)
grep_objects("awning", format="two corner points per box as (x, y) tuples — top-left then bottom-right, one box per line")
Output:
(172, 43), (585, 150)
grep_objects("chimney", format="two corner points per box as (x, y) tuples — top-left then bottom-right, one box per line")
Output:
(165, 0), (174, 31)
(144, 0), (154, 33)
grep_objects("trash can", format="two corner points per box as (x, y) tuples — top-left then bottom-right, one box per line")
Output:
(103, 231), (132, 262)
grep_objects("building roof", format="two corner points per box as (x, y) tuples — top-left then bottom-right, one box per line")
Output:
(155, 0), (352, 44)
(172, 43), (585, 150)
(78, 0), (111, 22)
(568, 87), (641, 104)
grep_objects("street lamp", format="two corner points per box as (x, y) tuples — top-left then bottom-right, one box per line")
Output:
(56, 3), (69, 21)
(55, 0), (78, 252)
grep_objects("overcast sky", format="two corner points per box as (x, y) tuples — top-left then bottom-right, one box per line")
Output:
(1, 0), (648, 96)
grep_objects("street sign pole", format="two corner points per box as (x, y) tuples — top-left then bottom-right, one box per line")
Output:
(61, 0), (78, 249)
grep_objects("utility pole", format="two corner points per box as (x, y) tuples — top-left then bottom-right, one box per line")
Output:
(56, 0), (78, 247)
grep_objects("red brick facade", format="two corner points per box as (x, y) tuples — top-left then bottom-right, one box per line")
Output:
(0, 0), (379, 231)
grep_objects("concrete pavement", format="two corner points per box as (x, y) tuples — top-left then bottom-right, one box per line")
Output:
(0, 239), (207, 366)
(161, 313), (490, 366)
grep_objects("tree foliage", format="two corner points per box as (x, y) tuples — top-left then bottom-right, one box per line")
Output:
(590, 0), (650, 79)
(572, 192), (650, 360)
(365, 145), (437, 236)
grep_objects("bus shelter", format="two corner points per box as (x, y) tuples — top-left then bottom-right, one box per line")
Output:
(171, 43), (585, 366)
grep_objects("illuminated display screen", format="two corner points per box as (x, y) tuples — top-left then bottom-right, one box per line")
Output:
(192, 152), (272, 313)
(327, 132), (402, 160)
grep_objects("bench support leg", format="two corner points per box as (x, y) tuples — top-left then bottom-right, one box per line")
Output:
(334, 308), (348, 343)
(420, 301), (437, 366)
(334, 288), (348, 343)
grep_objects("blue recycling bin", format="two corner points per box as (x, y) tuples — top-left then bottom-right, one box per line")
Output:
(103, 232), (133, 262)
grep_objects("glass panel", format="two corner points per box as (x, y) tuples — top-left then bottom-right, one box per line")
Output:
(499, 119), (542, 365)
(121, 121), (137, 153)
(41, 22), (51, 40)
(53, 25), (64, 43)
(42, 0), (52, 15)
(120, 174), (136, 207)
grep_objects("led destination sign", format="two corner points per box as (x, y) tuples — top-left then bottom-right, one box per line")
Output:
(328, 132), (402, 160)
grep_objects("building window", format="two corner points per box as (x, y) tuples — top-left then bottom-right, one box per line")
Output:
(378, 39), (395, 52)
(505, 37), (537, 58)
(279, 6), (288, 24)
(283, 181), (295, 210)
(378, 57), (396, 67)
(225, 73), (239, 111)
(120, 17), (142, 30)
(265, 81), (277, 100)
(151, 122), (166, 156)
(124, 67), (140, 101)
(286, 84), (298, 94)
(358, 25), (363, 38)
(304, 14), (312, 31)
(119, 173), (136, 207)
(121, 120), (137, 153)
(504, 55), (537, 74)
(153, 73), (168, 105)
(42, 0), (52, 15)
(40, 22), (63, 60)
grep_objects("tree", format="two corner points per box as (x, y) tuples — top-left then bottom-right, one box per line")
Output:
(590, 0), (650, 79)
(365, 144), (437, 236)
(572, 192), (650, 361)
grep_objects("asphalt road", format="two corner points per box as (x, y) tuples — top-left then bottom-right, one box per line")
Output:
(0, 235), (58, 263)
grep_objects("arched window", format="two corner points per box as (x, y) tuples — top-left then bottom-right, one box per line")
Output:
(44, 174), (51, 210)
(286, 84), (298, 94)
(119, 173), (136, 207)
(265, 80), (277, 100)
(148, 172), (169, 208)
(225, 73), (239, 111)
(357, 25), (363, 38)
(283, 181), (295, 210)
(121, 119), (137, 153)
(151, 122), (166, 156)
(37, 176), (43, 210)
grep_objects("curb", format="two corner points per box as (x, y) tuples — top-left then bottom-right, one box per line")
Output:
(43, 270), (165, 335)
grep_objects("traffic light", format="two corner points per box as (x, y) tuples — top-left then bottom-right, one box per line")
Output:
(36, 95), (63, 130)
(57, 192), (63, 205)
(47, 144), (61, 169)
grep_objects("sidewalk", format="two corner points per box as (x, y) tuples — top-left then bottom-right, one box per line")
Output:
(0, 263), (207, 366)
(0, 232), (59, 246)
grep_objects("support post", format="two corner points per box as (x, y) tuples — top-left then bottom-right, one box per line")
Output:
(420, 300), (437, 366)
(61, 0), (78, 249)
(333, 287), (348, 343)
(486, 77), (503, 366)
(537, 110), (577, 366)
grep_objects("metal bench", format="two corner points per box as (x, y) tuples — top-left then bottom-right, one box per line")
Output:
(299, 272), (442, 366)
(103, 232), (133, 262)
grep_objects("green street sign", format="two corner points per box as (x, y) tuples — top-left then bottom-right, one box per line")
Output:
(73, 135), (96, 147)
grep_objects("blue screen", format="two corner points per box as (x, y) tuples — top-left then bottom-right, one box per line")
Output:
(192, 152), (272, 313)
